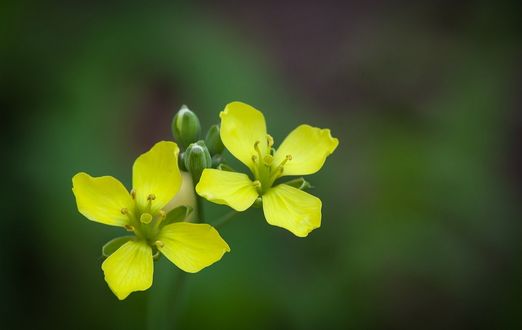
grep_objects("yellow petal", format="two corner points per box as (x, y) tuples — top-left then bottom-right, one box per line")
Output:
(220, 101), (267, 171)
(101, 240), (153, 300)
(273, 124), (339, 176)
(196, 169), (259, 211)
(262, 184), (322, 237)
(72, 172), (133, 227)
(157, 222), (230, 273)
(132, 141), (182, 214)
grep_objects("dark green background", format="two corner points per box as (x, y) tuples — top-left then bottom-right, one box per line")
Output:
(2, 1), (521, 329)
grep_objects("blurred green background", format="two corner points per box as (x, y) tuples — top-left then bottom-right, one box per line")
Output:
(2, 1), (522, 329)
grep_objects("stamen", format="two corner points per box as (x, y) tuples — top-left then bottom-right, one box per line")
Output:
(140, 213), (153, 224)
(278, 154), (292, 167)
(251, 155), (258, 163)
(124, 225), (135, 232)
(266, 134), (274, 148)
(254, 140), (263, 159)
(120, 208), (128, 215)
(130, 189), (136, 199)
(147, 194), (156, 201)
(155, 240), (165, 248)
(158, 210), (166, 219)
(252, 180), (262, 188)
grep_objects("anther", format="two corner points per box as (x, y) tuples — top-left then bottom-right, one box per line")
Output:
(278, 154), (292, 167)
(251, 155), (258, 163)
(266, 135), (274, 148)
(147, 194), (156, 201)
(253, 180), (262, 188)
(130, 189), (136, 199)
(158, 210), (166, 219)
(120, 208), (128, 215)
(124, 225), (135, 232)
(155, 240), (165, 248)
(254, 140), (263, 159)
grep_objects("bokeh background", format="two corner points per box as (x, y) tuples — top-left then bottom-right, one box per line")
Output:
(2, 1), (522, 329)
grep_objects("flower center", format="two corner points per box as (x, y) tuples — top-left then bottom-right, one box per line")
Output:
(120, 191), (167, 245)
(250, 134), (292, 194)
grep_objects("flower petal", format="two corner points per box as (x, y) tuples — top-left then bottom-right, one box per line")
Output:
(220, 101), (268, 171)
(196, 169), (259, 211)
(132, 141), (182, 214)
(72, 172), (133, 227)
(157, 223), (230, 273)
(101, 240), (153, 300)
(273, 124), (339, 176)
(262, 184), (322, 237)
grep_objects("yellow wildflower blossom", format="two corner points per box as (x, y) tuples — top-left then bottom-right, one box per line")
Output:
(196, 102), (338, 237)
(72, 141), (230, 300)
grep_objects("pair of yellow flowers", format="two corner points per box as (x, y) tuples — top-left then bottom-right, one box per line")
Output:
(72, 102), (338, 300)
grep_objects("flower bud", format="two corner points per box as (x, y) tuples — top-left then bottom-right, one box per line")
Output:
(171, 105), (201, 149)
(205, 124), (225, 155)
(184, 141), (212, 183)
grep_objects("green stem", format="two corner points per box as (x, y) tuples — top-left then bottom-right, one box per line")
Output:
(148, 195), (204, 330)
(196, 196), (204, 223)
(213, 210), (238, 229)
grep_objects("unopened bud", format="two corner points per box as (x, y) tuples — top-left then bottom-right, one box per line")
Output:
(171, 105), (201, 148)
(205, 124), (225, 155)
(184, 141), (212, 183)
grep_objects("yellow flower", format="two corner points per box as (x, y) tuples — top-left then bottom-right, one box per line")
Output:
(196, 102), (339, 237)
(72, 141), (230, 300)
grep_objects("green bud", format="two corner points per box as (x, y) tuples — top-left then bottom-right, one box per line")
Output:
(205, 124), (225, 155)
(184, 141), (212, 183)
(171, 105), (201, 148)
(102, 236), (133, 257)
(178, 151), (187, 171)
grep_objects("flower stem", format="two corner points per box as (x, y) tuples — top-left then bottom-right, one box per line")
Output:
(196, 196), (204, 222)
(213, 210), (238, 229)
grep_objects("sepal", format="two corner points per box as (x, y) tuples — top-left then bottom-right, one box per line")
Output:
(102, 236), (134, 257)
(163, 205), (194, 226)
(205, 124), (225, 155)
(282, 177), (313, 190)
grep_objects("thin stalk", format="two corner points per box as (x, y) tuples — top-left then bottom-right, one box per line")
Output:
(213, 210), (238, 229)
(196, 196), (204, 223)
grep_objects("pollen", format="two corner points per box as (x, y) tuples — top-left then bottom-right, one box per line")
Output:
(266, 134), (274, 148)
(155, 240), (165, 248)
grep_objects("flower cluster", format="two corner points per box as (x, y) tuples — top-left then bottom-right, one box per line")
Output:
(72, 101), (338, 300)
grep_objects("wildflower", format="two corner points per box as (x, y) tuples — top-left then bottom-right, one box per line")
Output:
(72, 141), (230, 300)
(196, 102), (338, 237)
